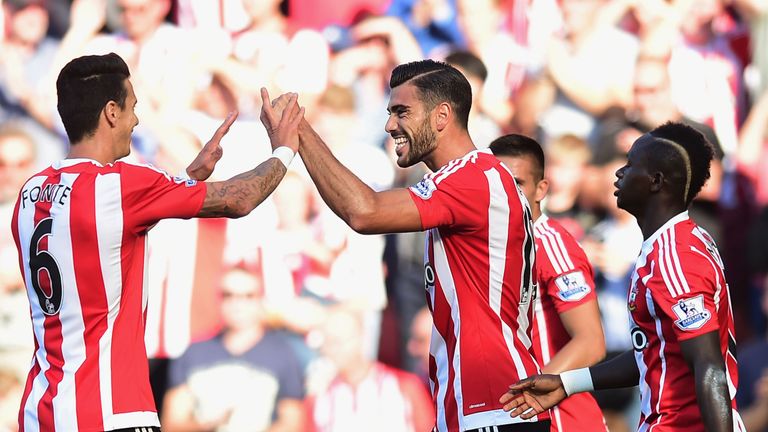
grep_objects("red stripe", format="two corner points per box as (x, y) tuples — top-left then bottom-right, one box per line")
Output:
(428, 241), (461, 432)
(17, 360), (40, 432)
(34, 174), (64, 431)
(70, 175), (107, 430)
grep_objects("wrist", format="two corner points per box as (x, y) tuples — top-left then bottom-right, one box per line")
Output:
(271, 146), (295, 169)
(560, 368), (594, 396)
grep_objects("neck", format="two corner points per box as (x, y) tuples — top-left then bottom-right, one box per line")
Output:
(424, 131), (476, 172)
(636, 200), (687, 240)
(222, 325), (264, 356)
(66, 133), (118, 166)
(532, 203), (542, 222)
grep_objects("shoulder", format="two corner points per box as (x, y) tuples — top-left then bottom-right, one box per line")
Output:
(431, 150), (511, 188)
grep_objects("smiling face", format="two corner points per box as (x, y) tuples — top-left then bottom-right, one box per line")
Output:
(385, 82), (438, 168)
(614, 135), (655, 216)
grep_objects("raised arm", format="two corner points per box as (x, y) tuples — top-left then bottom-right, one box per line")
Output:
(196, 92), (303, 218)
(680, 331), (734, 432)
(263, 89), (423, 234)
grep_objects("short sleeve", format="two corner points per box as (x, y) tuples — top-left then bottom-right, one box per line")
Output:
(647, 251), (720, 341)
(407, 169), (486, 231)
(118, 162), (207, 232)
(168, 349), (192, 389)
(543, 249), (597, 315)
(274, 340), (305, 400)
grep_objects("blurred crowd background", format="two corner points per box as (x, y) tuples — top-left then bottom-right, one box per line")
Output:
(2, 0), (768, 431)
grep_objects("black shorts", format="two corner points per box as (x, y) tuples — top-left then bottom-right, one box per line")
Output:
(110, 427), (161, 432)
(465, 420), (551, 432)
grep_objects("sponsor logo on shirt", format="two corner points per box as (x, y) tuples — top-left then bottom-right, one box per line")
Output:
(672, 294), (711, 331)
(554, 271), (590, 302)
(409, 178), (437, 199)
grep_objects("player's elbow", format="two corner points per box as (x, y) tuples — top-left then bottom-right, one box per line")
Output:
(347, 212), (376, 234)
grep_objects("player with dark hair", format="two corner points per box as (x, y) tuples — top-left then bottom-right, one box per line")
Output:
(11, 52), (303, 431)
(500, 122), (745, 432)
(490, 134), (607, 432)
(264, 59), (548, 431)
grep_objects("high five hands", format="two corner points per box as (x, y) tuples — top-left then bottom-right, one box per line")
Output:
(259, 87), (304, 154)
(499, 374), (568, 419)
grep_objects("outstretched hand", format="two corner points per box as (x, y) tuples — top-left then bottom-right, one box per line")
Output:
(186, 111), (238, 181)
(499, 374), (567, 419)
(259, 87), (304, 153)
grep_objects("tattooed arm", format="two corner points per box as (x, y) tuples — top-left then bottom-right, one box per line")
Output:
(196, 92), (303, 218)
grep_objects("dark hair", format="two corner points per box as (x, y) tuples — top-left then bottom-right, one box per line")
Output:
(648, 122), (714, 205)
(56, 53), (131, 144)
(389, 59), (472, 130)
(445, 50), (488, 82)
(489, 134), (545, 181)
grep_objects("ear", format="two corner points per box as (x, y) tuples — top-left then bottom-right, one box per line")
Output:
(650, 172), (664, 193)
(434, 102), (451, 132)
(104, 100), (119, 128)
(534, 178), (549, 203)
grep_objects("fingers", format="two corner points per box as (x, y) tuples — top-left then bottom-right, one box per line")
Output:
(507, 377), (535, 392)
(260, 87), (277, 125)
(278, 94), (299, 128)
(213, 110), (238, 141)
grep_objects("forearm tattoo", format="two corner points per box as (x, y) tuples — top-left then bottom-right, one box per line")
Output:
(198, 158), (286, 218)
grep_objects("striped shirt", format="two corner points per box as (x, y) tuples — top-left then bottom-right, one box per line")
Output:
(11, 158), (206, 431)
(628, 212), (744, 431)
(408, 149), (545, 432)
(531, 215), (606, 432)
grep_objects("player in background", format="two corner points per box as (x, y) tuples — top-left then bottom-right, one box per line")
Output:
(263, 59), (549, 432)
(489, 134), (607, 432)
(11, 52), (303, 432)
(500, 122), (745, 432)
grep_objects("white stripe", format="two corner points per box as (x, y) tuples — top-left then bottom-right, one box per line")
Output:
(646, 288), (667, 431)
(432, 159), (460, 184)
(656, 236), (681, 298)
(102, 411), (160, 430)
(661, 232), (684, 296)
(690, 246), (722, 311)
(553, 405), (563, 432)
(668, 228), (690, 294)
(534, 226), (564, 274)
(485, 169), (530, 379)
(52, 173), (85, 432)
(534, 299), (551, 363)
(541, 222), (574, 270)
(434, 157), (470, 184)
(431, 229), (461, 432)
(95, 173), (125, 424)
(18, 176), (47, 432)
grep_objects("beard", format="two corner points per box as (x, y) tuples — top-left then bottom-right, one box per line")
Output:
(397, 118), (437, 168)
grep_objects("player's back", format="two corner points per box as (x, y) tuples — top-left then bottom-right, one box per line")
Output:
(11, 159), (205, 431)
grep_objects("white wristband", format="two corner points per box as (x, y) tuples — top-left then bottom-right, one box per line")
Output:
(560, 368), (594, 396)
(271, 146), (295, 169)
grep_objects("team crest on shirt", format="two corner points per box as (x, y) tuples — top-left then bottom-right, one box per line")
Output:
(554, 271), (590, 302)
(409, 178), (437, 199)
(672, 294), (711, 331)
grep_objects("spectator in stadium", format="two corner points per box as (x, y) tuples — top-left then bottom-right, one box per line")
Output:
(406, 305), (432, 390)
(162, 264), (305, 432)
(265, 59), (549, 431)
(737, 285), (768, 432)
(11, 52), (303, 431)
(490, 134), (607, 432)
(306, 304), (434, 432)
(501, 122), (745, 432)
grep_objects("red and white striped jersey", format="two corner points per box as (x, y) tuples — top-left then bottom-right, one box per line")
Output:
(408, 149), (546, 432)
(11, 158), (206, 432)
(628, 212), (745, 432)
(306, 362), (435, 432)
(531, 215), (607, 432)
